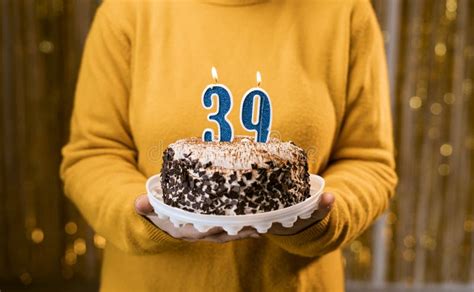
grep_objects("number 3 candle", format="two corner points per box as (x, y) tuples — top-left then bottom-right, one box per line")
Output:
(240, 71), (272, 143)
(201, 67), (234, 142)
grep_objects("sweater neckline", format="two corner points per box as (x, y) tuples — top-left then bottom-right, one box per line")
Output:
(199, 0), (267, 6)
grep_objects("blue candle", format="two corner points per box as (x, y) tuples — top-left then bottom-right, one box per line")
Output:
(202, 67), (234, 142)
(240, 71), (272, 143)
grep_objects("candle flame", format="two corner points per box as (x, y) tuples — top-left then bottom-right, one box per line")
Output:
(256, 71), (262, 87)
(211, 67), (218, 83)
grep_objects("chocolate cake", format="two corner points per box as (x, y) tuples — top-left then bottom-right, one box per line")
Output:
(159, 136), (310, 215)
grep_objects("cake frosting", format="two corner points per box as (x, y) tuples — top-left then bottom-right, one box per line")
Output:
(159, 136), (310, 215)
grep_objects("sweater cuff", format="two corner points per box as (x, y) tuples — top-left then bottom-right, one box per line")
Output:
(139, 214), (184, 244)
(133, 193), (185, 249)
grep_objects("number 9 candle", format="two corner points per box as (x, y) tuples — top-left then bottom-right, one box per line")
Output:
(240, 71), (272, 143)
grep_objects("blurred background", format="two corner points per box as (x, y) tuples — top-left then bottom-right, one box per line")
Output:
(0, 0), (473, 291)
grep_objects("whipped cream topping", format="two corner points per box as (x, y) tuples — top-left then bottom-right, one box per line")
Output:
(169, 136), (304, 170)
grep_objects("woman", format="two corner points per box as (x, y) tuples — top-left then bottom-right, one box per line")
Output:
(61, 0), (397, 291)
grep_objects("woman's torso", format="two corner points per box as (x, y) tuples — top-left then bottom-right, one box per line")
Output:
(101, 0), (352, 290)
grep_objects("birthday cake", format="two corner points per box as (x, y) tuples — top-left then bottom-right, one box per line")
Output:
(160, 136), (310, 215)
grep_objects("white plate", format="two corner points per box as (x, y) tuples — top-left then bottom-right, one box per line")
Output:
(146, 174), (325, 235)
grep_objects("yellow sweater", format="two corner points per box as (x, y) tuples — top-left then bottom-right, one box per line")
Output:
(60, 0), (397, 291)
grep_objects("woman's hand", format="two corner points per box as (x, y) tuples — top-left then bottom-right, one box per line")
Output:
(135, 195), (260, 243)
(268, 193), (335, 236)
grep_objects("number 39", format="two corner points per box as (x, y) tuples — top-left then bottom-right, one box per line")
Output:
(202, 85), (272, 143)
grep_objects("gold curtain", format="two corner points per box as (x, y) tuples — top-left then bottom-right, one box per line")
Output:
(391, 0), (473, 284)
(0, 0), (102, 289)
(0, 0), (473, 290)
(345, 0), (474, 288)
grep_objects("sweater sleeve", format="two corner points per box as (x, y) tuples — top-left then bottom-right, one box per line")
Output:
(60, 4), (184, 255)
(265, 1), (398, 257)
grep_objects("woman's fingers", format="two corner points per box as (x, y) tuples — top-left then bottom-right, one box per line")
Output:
(318, 192), (335, 210)
(199, 228), (260, 243)
(180, 226), (260, 242)
(312, 192), (335, 221)
(179, 225), (224, 239)
(134, 194), (154, 215)
(198, 226), (225, 237)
